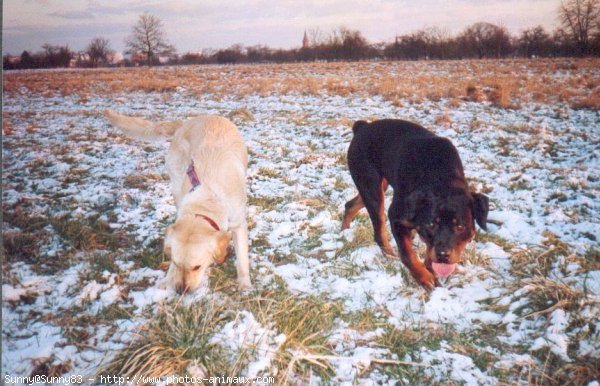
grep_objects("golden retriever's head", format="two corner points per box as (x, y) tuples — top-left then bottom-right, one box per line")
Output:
(163, 218), (230, 294)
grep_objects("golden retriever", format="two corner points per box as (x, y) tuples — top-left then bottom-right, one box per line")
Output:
(105, 110), (251, 293)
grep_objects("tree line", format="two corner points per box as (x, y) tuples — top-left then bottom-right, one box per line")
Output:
(196, 23), (598, 65)
(3, 38), (114, 70)
(4, 0), (599, 70)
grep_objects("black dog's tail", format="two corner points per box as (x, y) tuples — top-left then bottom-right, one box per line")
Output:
(352, 120), (369, 133)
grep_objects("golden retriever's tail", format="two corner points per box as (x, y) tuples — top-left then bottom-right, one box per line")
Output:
(104, 110), (183, 141)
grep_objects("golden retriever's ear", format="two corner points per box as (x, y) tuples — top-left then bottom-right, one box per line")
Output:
(213, 231), (231, 265)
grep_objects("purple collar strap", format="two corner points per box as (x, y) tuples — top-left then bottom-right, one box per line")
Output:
(186, 160), (201, 191)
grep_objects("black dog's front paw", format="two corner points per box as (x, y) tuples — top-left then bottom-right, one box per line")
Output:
(381, 247), (397, 259)
(412, 268), (439, 290)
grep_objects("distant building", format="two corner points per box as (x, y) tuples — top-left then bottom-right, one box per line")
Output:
(5, 55), (21, 65)
(108, 52), (124, 65)
(70, 52), (90, 67)
(125, 52), (147, 65)
(184, 51), (204, 57)
(303, 31), (309, 49)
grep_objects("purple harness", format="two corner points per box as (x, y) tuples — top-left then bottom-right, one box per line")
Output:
(186, 160), (201, 191)
(186, 161), (221, 232)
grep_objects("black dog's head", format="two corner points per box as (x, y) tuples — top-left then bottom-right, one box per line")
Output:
(402, 188), (489, 272)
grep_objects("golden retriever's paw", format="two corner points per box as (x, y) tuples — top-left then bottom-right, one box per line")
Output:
(104, 109), (116, 119)
(237, 277), (252, 291)
(156, 278), (168, 289)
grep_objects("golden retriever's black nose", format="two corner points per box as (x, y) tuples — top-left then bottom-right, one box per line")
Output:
(175, 284), (189, 295)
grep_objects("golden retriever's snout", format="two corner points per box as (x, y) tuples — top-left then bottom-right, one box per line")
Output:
(175, 282), (190, 295)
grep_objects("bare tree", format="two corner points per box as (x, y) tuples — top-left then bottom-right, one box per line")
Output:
(460, 22), (512, 58)
(308, 27), (325, 46)
(519, 26), (553, 57)
(41, 44), (73, 68)
(559, 0), (600, 55)
(125, 13), (175, 65)
(338, 27), (370, 60)
(215, 44), (245, 64)
(422, 27), (452, 58)
(20, 50), (37, 68)
(86, 37), (112, 67)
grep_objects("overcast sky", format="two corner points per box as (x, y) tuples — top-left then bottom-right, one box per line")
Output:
(3, 0), (561, 55)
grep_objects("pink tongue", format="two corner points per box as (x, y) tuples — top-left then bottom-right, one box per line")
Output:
(432, 262), (457, 277)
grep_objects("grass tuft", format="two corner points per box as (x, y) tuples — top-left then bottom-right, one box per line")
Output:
(100, 299), (237, 379)
(518, 276), (587, 317)
(242, 280), (344, 382)
(30, 357), (72, 378)
(335, 222), (374, 258)
(228, 108), (254, 122)
(123, 173), (163, 189)
(102, 277), (343, 383)
(50, 214), (128, 251)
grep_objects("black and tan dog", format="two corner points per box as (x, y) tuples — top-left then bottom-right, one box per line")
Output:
(342, 119), (489, 290)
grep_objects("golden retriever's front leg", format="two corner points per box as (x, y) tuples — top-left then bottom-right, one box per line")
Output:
(232, 226), (251, 289)
(231, 223), (251, 289)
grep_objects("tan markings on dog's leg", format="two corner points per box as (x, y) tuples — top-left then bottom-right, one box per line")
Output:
(375, 178), (394, 256)
(232, 224), (251, 289)
(381, 178), (389, 192)
(424, 245), (434, 271)
(396, 230), (437, 290)
(342, 194), (364, 230)
(423, 245), (442, 287)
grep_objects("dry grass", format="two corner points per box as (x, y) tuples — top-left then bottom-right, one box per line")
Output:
(3, 113), (14, 135)
(3, 230), (41, 263)
(50, 213), (129, 251)
(123, 172), (164, 189)
(240, 280), (344, 382)
(487, 234), (600, 386)
(434, 112), (453, 127)
(101, 277), (344, 384)
(486, 83), (513, 109)
(519, 276), (587, 316)
(2, 205), (52, 266)
(465, 84), (483, 102)
(546, 361), (600, 386)
(2, 201), (130, 276)
(335, 222), (374, 258)
(528, 350), (600, 386)
(100, 299), (236, 379)
(571, 88), (600, 110)
(30, 357), (72, 378)
(4, 59), (599, 110)
(376, 323), (499, 382)
(227, 108), (254, 122)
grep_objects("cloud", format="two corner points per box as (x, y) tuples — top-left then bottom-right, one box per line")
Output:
(48, 10), (96, 20)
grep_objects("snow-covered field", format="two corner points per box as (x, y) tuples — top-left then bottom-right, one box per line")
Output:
(3, 61), (599, 385)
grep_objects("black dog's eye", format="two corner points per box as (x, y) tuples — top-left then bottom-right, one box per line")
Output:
(192, 265), (202, 271)
(426, 222), (436, 230)
(455, 225), (465, 233)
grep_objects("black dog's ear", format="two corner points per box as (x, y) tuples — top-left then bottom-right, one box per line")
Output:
(352, 120), (369, 133)
(472, 193), (489, 231)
